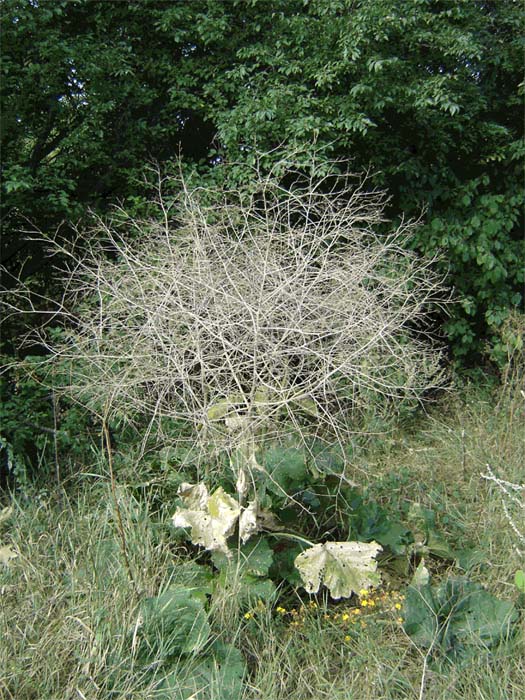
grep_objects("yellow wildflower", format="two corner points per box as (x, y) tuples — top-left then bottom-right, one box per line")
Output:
(342, 613), (350, 621)
(394, 603), (402, 610)
(397, 617), (404, 624)
(344, 635), (351, 642)
(361, 599), (368, 607)
(359, 588), (369, 597)
(244, 612), (253, 620)
(276, 606), (287, 614)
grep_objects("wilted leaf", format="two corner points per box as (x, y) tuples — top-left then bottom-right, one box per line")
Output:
(0, 506), (14, 525)
(238, 500), (282, 543)
(239, 500), (258, 544)
(295, 541), (382, 599)
(411, 558), (430, 587)
(0, 544), (17, 566)
(173, 485), (240, 554)
(177, 482), (209, 510)
(206, 394), (245, 421)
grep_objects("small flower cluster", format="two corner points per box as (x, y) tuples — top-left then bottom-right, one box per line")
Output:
(242, 589), (406, 637)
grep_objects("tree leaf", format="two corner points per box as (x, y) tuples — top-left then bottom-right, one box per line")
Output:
(294, 541), (382, 599)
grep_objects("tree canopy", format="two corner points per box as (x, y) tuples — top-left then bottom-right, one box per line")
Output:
(1, 0), (523, 359)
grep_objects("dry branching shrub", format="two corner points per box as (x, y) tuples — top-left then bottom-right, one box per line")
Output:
(6, 155), (448, 455)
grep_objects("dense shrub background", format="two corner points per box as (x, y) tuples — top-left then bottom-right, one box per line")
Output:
(2, 0), (523, 360)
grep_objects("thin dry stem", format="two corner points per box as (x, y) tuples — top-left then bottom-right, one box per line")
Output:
(3, 154), (448, 462)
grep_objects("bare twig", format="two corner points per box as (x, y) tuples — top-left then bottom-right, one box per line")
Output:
(3, 151), (448, 477)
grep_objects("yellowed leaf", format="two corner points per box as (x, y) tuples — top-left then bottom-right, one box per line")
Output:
(0, 544), (17, 566)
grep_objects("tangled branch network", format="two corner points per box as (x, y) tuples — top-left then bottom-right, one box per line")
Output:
(15, 157), (447, 452)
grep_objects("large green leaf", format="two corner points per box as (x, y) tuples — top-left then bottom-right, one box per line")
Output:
(404, 577), (518, 663)
(139, 585), (210, 660)
(212, 537), (276, 604)
(156, 641), (246, 700)
(212, 536), (274, 577)
(348, 492), (412, 555)
(263, 446), (308, 494)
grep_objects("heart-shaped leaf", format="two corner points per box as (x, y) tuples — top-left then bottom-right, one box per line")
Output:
(294, 541), (382, 599)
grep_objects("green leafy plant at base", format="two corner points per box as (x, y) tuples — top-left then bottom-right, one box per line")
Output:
(211, 537), (277, 605)
(134, 583), (246, 700)
(346, 489), (412, 556)
(172, 478), (382, 600)
(403, 576), (518, 665)
(137, 585), (210, 661)
(155, 641), (246, 700)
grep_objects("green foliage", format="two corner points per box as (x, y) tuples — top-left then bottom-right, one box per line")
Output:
(421, 169), (524, 360)
(138, 585), (210, 660)
(406, 502), (456, 560)
(0, 355), (95, 489)
(211, 537), (277, 604)
(156, 641), (246, 700)
(404, 577), (518, 664)
(263, 446), (309, 495)
(347, 491), (412, 556)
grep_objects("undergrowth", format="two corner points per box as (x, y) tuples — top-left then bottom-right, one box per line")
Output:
(1, 370), (523, 700)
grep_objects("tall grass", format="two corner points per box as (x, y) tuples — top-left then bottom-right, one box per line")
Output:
(1, 368), (523, 700)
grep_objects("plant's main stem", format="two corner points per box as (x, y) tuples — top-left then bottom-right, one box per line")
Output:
(265, 531), (315, 547)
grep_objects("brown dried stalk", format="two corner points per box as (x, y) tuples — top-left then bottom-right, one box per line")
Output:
(5, 154), (448, 458)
